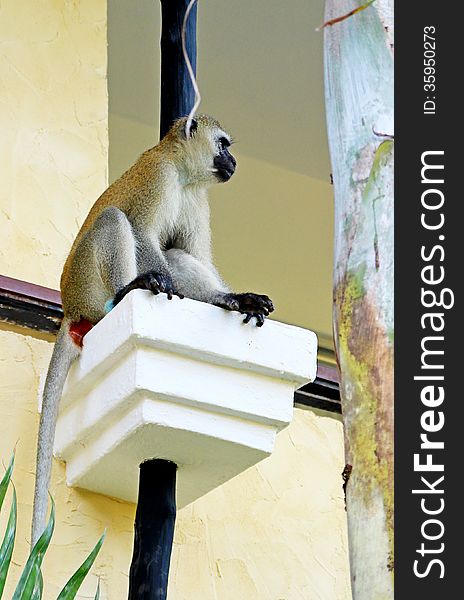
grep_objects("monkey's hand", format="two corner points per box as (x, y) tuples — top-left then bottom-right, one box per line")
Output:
(113, 271), (184, 306)
(216, 292), (274, 327)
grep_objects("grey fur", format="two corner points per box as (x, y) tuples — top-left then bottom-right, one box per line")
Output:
(31, 318), (79, 546)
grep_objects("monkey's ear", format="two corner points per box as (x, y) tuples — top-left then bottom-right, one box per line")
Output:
(188, 118), (198, 138)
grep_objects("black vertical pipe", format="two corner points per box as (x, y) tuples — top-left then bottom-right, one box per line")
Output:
(159, 0), (198, 139)
(128, 2), (197, 598)
(128, 460), (177, 599)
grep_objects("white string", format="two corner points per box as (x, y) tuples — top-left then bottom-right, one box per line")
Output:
(182, 0), (201, 138)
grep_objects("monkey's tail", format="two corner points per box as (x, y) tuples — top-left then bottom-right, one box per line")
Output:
(31, 317), (80, 547)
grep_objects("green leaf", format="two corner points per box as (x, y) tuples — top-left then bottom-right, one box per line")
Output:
(12, 497), (55, 600)
(0, 453), (14, 512)
(56, 531), (105, 600)
(31, 568), (43, 600)
(0, 487), (17, 598)
(94, 579), (100, 600)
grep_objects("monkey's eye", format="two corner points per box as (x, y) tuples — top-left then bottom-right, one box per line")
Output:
(218, 137), (230, 151)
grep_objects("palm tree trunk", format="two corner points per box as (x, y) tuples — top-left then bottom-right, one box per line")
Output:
(323, 1), (394, 598)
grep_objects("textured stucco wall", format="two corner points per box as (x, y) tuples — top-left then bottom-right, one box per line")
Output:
(170, 409), (351, 600)
(0, 1), (351, 598)
(0, 0), (108, 289)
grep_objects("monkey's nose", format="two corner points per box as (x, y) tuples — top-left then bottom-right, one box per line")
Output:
(213, 155), (236, 182)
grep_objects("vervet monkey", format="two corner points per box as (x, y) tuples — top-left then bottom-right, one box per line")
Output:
(31, 114), (274, 545)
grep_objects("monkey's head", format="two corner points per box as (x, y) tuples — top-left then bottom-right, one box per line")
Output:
(167, 114), (236, 185)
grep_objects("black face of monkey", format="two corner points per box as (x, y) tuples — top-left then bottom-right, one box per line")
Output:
(213, 137), (236, 182)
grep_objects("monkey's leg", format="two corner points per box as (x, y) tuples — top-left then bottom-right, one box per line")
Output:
(68, 207), (181, 315)
(165, 249), (274, 326)
(95, 207), (139, 300)
(63, 206), (140, 321)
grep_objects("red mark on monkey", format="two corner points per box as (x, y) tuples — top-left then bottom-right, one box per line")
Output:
(69, 319), (93, 347)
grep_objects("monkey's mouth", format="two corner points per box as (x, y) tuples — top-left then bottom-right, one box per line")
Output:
(215, 166), (235, 182)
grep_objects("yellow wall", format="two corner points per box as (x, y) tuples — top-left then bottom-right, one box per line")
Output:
(0, 2), (351, 598)
(171, 410), (351, 599)
(0, 0), (108, 289)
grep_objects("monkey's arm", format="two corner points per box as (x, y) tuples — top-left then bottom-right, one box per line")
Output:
(135, 232), (171, 275)
(113, 231), (183, 306)
(165, 249), (273, 326)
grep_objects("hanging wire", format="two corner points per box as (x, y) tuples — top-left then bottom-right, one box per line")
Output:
(182, 0), (201, 138)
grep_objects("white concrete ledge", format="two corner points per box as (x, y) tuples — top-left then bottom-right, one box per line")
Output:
(55, 290), (317, 506)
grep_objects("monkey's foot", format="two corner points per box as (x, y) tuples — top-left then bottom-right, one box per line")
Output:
(113, 271), (184, 306)
(217, 292), (274, 327)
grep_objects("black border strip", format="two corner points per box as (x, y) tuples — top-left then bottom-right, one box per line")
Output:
(0, 275), (63, 334)
(396, 3), (459, 592)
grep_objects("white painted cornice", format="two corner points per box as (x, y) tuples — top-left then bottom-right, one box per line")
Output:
(55, 290), (317, 506)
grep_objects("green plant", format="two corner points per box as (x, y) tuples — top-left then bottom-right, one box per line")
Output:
(1, 453), (104, 599)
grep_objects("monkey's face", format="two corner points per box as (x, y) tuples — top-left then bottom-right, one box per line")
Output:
(175, 115), (236, 185)
(212, 137), (236, 183)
